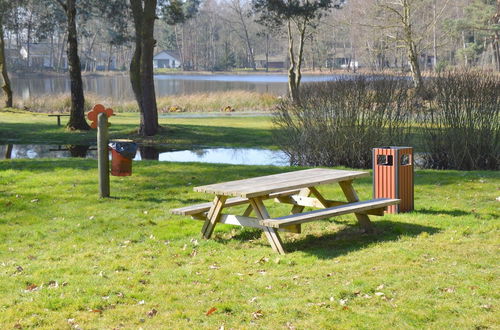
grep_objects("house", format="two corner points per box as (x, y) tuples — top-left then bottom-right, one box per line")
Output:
(254, 54), (288, 69)
(19, 43), (67, 69)
(153, 50), (181, 69)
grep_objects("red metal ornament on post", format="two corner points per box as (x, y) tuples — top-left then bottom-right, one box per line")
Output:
(373, 147), (414, 214)
(87, 104), (114, 129)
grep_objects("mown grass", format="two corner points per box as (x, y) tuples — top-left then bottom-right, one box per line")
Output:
(0, 110), (274, 148)
(14, 91), (279, 113)
(0, 159), (498, 329)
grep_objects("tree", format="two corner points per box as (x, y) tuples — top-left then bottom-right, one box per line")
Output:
(162, 0), (200, 70)
(374, 0), (450, 91)
(54, 0), (90, 130)
(451, 0), (500, 70)
(0, 0), (14, 108)
(252, 0), (344, 103)
(130, 0), (159, 136)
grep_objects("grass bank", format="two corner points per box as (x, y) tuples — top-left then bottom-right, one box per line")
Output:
(15, 91), (279, 113)
(0, 110), (274, 148)
(0, 159), (498, 328)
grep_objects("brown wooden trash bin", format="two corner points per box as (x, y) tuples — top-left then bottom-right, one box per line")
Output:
(372, 147), (414, 213)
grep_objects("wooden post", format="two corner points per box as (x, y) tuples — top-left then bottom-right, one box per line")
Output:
(97, 113), (110, 198)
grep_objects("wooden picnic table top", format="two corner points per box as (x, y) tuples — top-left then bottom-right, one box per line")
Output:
(194, 168), (369, 198)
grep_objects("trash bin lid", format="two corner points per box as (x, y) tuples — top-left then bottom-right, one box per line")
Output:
(109, 139), (138, 160)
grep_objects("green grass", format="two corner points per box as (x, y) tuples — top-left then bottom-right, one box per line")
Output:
(0, 159), (498, 329)
(0, 110), (274, 148)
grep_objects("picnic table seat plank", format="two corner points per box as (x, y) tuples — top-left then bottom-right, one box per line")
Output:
(170, 189), (301, 216)
(260, 198), (400, 228)
(194, 168), (369, 198)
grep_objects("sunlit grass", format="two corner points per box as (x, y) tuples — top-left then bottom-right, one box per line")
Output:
(0, 160), (498, 328)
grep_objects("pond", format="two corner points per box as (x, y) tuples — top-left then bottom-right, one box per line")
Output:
(0, 144), (289, 166)
(11, 73), (342, 101)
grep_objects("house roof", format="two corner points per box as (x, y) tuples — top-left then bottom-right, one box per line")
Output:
(154, 50), (181, 61)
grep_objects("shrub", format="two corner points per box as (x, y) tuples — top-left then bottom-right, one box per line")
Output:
(273, 76), (413, 168)
(421, 70), (500, 170)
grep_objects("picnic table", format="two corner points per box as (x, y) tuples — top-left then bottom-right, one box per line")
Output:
(171, 168), (400, 254)
(48, 114), (70, 126)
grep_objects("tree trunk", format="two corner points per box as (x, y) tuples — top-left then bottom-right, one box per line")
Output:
(402, 1), (424, 92)
(64, 0), (90, 130)
(130, 0), (159, 136)
(287, 20), (299, 103)
(0, 21), (13, 108)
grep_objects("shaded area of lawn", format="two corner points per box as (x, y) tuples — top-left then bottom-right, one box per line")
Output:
(0, 159), (498, 328)
(0, 121), (274, 148)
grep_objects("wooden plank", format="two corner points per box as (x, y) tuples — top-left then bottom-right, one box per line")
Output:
(250, 197), (286, 254)
(170, 189), (301, 216)
(217, 215), (300, 233)
(201, 195), (227, 239)
(194, 169), (369, 198)
(308, 186), (329, 208)
(260, 198), (400, 228)
(290, 188), (310, 214)
(339, 180), (375, 233)
(275, 196), (385, 215)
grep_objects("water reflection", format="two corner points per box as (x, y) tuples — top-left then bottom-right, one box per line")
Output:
(0, 145), (289, 166)
(11, 74), (341, 101)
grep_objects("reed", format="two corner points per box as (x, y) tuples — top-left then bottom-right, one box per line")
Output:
(15, 91), (279, 113)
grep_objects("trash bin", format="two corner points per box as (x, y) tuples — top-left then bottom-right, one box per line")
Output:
(373, 146), (414, 213)
(109, 139), (138, 176)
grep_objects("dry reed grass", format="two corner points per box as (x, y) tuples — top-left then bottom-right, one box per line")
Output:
(15, 90), (278, 113)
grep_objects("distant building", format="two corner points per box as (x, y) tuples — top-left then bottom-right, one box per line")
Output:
(20, 43), (67, 69)
(254, 54), (288, 69)
(153, 50), (181, 69)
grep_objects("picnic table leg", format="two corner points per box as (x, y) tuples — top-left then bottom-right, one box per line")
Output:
(57, 115), (61, 126)
(290, 188), (311, 214)
(250, 197), (286, 255)
(339, 180), (374, 233)
(201, 195), (227, 239)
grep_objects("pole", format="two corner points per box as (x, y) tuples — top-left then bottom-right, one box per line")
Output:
(97, 113), (110, 198)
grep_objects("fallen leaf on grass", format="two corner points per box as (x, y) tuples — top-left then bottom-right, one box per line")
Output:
(147, 309), (158, 317)
(90, 309), (102, 313)
(252, 310), (263, 319)
(209, 264), (220, 269)
(15, 266), (23, 273)
(441, 287), (455, 293)
(206, 307), (217, 316)
(248, 297), (257, 303)
(30, 199), (39, 203)
(480, 304), (492, 310)
(255, 257), (269, 264)
(376, 284), (385, 290)
(339, 299), (348, 306)
(374, 292), (385, 296)
(25, 283), (38, 292)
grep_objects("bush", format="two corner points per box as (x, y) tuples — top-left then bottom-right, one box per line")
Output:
(273, 76), (413, 168)
(421, 70), (500, 170)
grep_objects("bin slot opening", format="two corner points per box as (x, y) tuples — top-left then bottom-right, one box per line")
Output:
(400, 154), (411, 166)
(377, 155), (393, 166)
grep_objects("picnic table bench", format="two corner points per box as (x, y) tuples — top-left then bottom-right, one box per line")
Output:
(48, 114), (70, 126)
(171, 168), (400, 254)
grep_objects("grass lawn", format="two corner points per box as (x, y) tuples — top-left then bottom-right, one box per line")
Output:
(0, 110), (274, 148)
(0, 110), (498, 328)
(0, 158), (498, 329)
